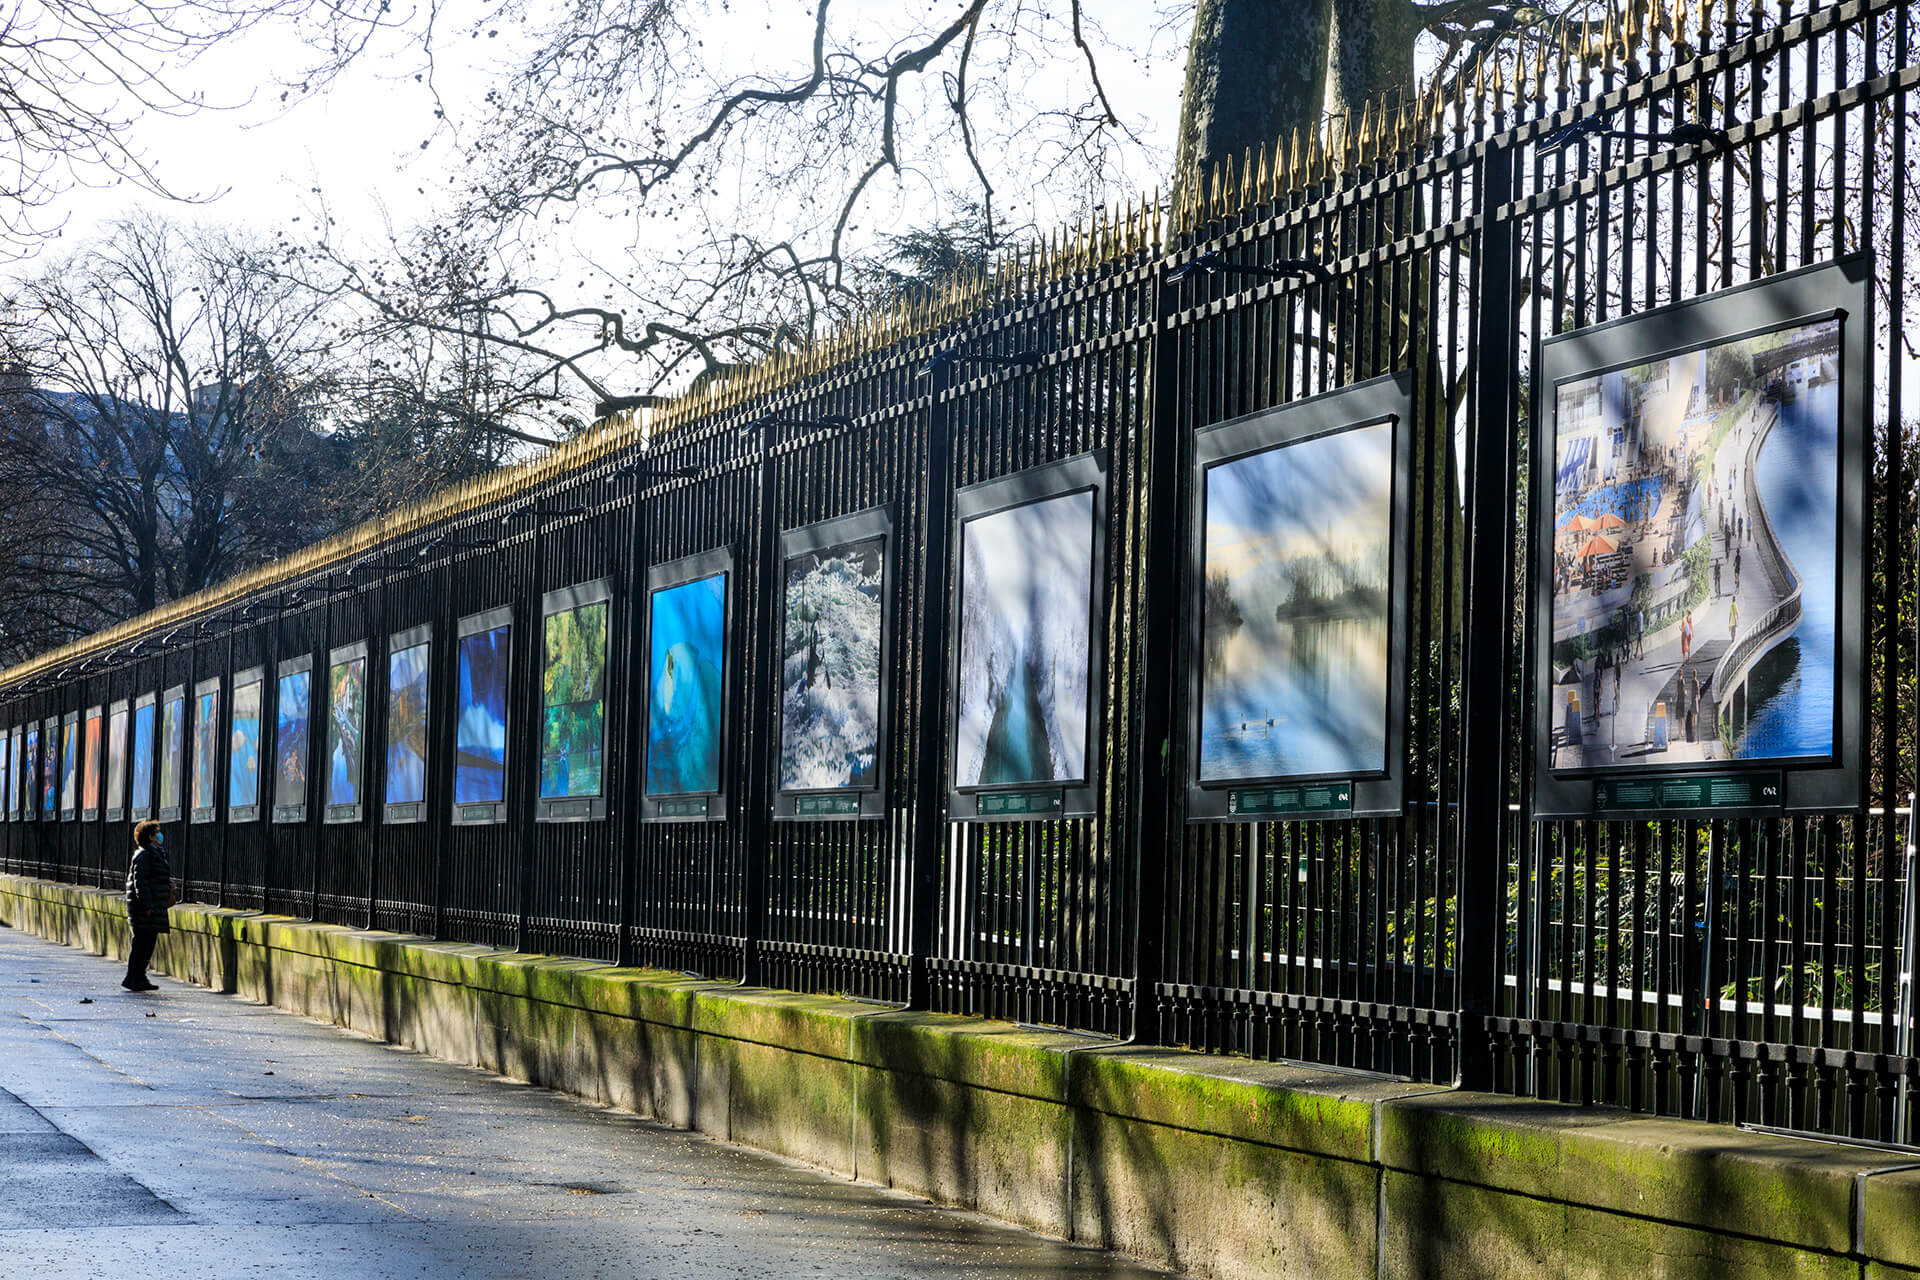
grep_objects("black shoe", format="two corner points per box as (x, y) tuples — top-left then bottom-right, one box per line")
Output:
(121, 978), (158, 992)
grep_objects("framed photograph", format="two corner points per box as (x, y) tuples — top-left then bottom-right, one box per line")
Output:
(157, 686), (185, 822)
(190, 676), (221, 824)
(59, 711), (78, 821)
(81, 705), (103, 822)
(947, 451), (1107, 822)
(774, 508), (893, 821)
(538, 579), (610, 823)
(324, 641), (369, 825)
(453, 606), (512, 826)
(24, 722), (41, 822)
(641, 549), (732, 824)
(384, 624), (432, 824)
(104, 699), (128, 822)
(228, 668), (264, 824)
(0, 726), (10, 821)
(129, 692), (156, 821)
(272, 656), (312, 824)
(1532, 257), (1869, 818)
(1187, 374), (1415, 822)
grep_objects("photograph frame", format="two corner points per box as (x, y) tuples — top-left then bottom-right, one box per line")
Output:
(41, 715), (57, 819)
(26, 721), (44, 822)
(157, 685), (185, 823)
(272, 654), (313, 824)
(1186, 373), (1416, 822)
(537, 578), (612, 824)
(190, 675), (222, 824)
(58, 710), (78, 821)
(1530, 256), (1870, 819)
(452, 605), (513, 826)
(104, 698), (128, 822)
(228, 666), (265, 824)
(640, 548), (734, 825)
(323, 640), (369, 826)
(1, 725), (12, 822)
(81, 703), (103, 822)
(383, 623), (433, 825)
(773, 506), (893, 822)
(946, 450), (1109, 823)
(129, 691), (156, 821)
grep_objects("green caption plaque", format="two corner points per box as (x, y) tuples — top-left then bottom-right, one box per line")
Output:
(977, 790), (1064, 817)
(1594, 772), (1783, 814)
(1227, 782), (1354, 818)
(795, 794), (862, 817)
(656, 797), (708, 819)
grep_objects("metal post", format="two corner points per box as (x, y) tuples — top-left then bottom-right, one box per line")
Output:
(1453, 140), (1521, 1092)
(430, 573), (454, 941)
(1896, 797), (1918, 1143)
(904, 359), (957, 1010)
(614, 468), (648, 969)
(740, 425), (781, 988)
(217, 627), (233, 908)
(1125, 263), (1186, 1046)
(514, 550), (538, 953)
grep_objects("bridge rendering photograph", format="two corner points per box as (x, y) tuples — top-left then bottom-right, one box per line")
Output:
(1547, 318), (1841, 771)
(7, 0), (1920, 1275)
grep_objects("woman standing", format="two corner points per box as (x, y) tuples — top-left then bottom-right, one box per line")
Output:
(123, 819), (172, 992)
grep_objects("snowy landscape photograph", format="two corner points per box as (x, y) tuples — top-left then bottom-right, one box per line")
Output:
(953, 490), (1096, 788)
(780, 537), (883, 791)
(386, 644), (430, 805)
(1199, 422), (1394, 782)
(327, 658), (366, 807)
(229, 682), (261, 809)
(456, 626), (510, 804)
(275, 671), (309, 808)
(647, 573), (727, 796)
(192, 689), (219, 812)
(542, 601), (607, 799)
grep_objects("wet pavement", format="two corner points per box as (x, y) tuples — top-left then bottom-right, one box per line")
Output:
(0, 924), (1179, 1279)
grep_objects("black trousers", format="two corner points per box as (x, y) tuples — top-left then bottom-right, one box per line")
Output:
(124, 927), (158, 983)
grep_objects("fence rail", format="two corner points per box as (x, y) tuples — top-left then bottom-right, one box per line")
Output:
(2, 0), (1918, 1143)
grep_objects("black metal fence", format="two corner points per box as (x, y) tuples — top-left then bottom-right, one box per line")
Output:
(3, 0), (1916, 1142)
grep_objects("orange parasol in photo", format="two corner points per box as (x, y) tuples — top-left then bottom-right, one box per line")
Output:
(1575, 534), (1617, 558)
(1595, 512), (1628, 530)
(1560, 513), (1596, 532)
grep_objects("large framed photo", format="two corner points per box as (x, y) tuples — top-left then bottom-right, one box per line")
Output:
(273, 656), (312, 824)
(81, 705), (103, 822)
(0, 726), (10, 821)
(59, 711), (78, 820)
(324, 641), (368, 825)
(228, 668), (264, 824)
(539, 579), (610, 823)
(1532, 257), (1869, 818)
(453, 606), (512, 826)
(129, 692), (156, 821)
(641, 549), (732, 824)
(104, 699), (128, 822)
(25, 721), (43, 821)
(157, 686), (185, 822)
(775, 508), (892, 821)
(190, 676), (221, 824)
(1188, 374), (1415, 822)
(948, 451), (1107, 822)
(384, 624), (432, 824)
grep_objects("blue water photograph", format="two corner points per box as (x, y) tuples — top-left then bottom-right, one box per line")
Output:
(229, 681), (262, 809)
(129, 705), (154, 812)
(105, 706), (127, 811)
(646, 573), (727, 796)
(386, 644), (431, 805)
(953, 491), (1095, 788)
(275, 671), (310, 808)
(780, 537), (883, 791)
(456, 626), (510, 804)
(1546, 319), (1839, 768)
(326, 658), (366, 806)
(1199, 422), (1394, 783)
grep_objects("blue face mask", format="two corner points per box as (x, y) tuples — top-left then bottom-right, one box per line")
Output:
(153, 831), (164, 847)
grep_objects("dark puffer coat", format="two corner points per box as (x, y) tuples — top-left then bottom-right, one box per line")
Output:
(126, 845), (172, 934)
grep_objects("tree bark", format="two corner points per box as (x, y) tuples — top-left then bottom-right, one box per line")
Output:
(1325, 0), (1420, 158)
(1173, 0), (1331, 202)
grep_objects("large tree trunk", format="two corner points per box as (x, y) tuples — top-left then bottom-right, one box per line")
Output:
(1325, 0), (1420, 157)
(1173, 0), (1331, 203)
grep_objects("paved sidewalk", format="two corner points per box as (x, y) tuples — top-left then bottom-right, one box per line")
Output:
(0, 924), (1179, 1279)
